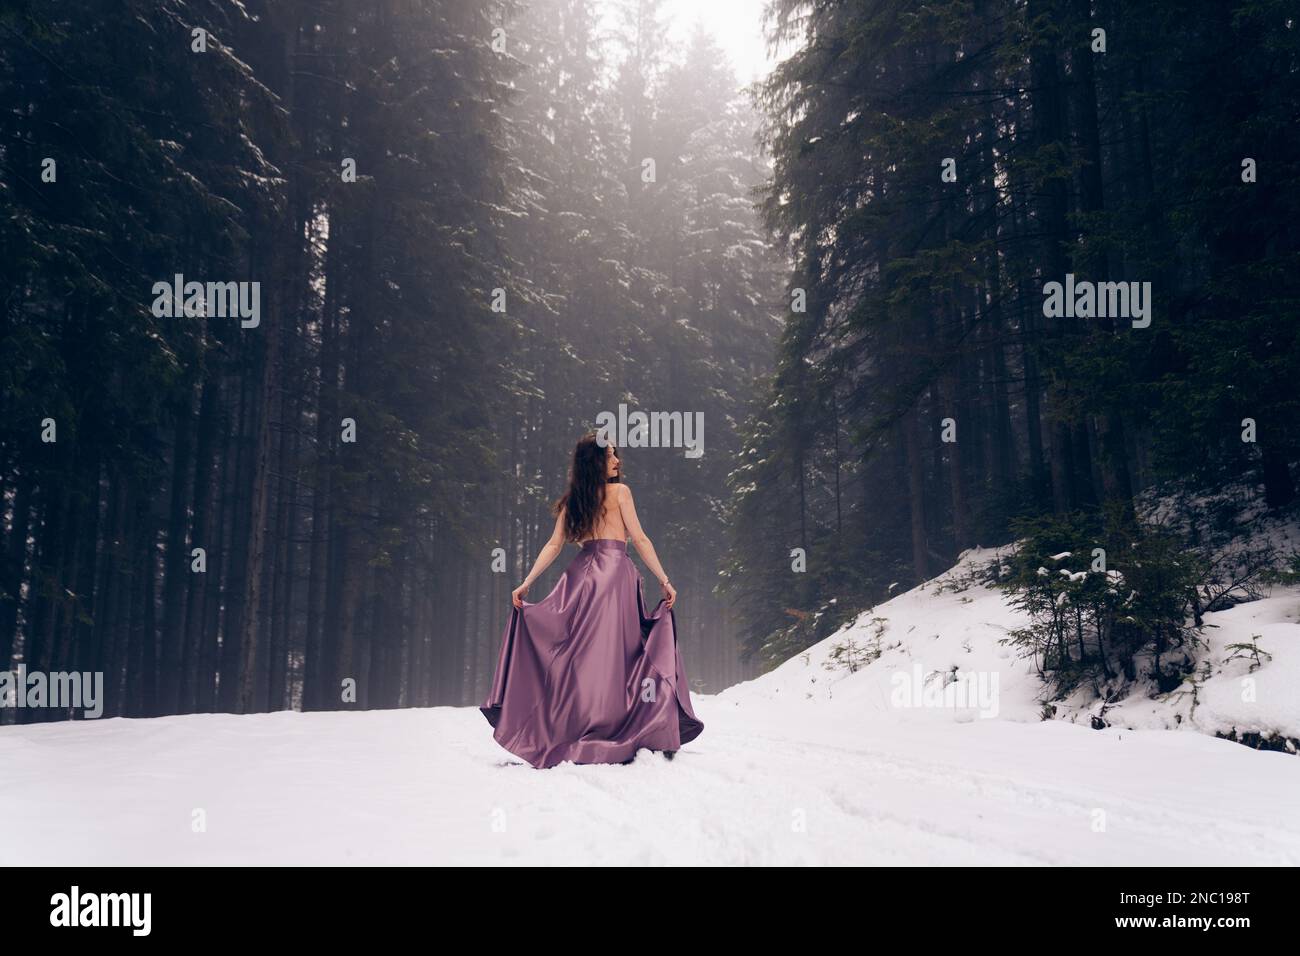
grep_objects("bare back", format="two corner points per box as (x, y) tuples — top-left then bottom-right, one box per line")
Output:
(577, 484), (627, 543)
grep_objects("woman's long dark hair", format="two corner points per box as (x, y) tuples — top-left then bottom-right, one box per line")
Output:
(552, 431), (620, 543)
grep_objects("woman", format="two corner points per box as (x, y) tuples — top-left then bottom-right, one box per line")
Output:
(480, 431), (705, 768)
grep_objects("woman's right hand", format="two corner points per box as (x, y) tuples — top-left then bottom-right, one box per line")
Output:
(661, 579), (676, 610)
(512, 582), (530, 608)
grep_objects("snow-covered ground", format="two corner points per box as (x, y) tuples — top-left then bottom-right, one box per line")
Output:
(736, 546), (1300, 745)
(4, 512), (1298, 865)
(1, 674), (1297, 865)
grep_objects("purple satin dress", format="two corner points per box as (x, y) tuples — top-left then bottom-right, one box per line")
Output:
(480, 538), (704, 768)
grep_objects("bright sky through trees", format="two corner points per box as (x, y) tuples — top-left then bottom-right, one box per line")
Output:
(662, 0), (774, 84)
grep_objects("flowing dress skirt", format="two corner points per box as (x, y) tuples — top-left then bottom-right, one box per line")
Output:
(480, 539), (704, 768)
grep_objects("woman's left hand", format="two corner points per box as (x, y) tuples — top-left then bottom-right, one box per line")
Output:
(661, 579), (676, 610)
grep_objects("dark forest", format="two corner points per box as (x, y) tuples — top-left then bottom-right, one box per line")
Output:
(2, 0), (1297, 722)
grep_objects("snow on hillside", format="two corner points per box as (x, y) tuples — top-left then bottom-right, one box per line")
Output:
(718, 546), (1042, 722)
(719, 538), (1300, 747)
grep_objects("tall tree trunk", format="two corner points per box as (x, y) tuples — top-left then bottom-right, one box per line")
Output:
(1070, 0), (1134, 513)
(902, 409), (929, 582)
(160, 389), (196, 713)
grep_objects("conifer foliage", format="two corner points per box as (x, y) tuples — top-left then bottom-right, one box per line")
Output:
(723, 0), (1300, 666)
(0, 0), (782, 718)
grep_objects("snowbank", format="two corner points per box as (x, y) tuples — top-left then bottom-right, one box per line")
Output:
(718, 546), (1300, 747)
